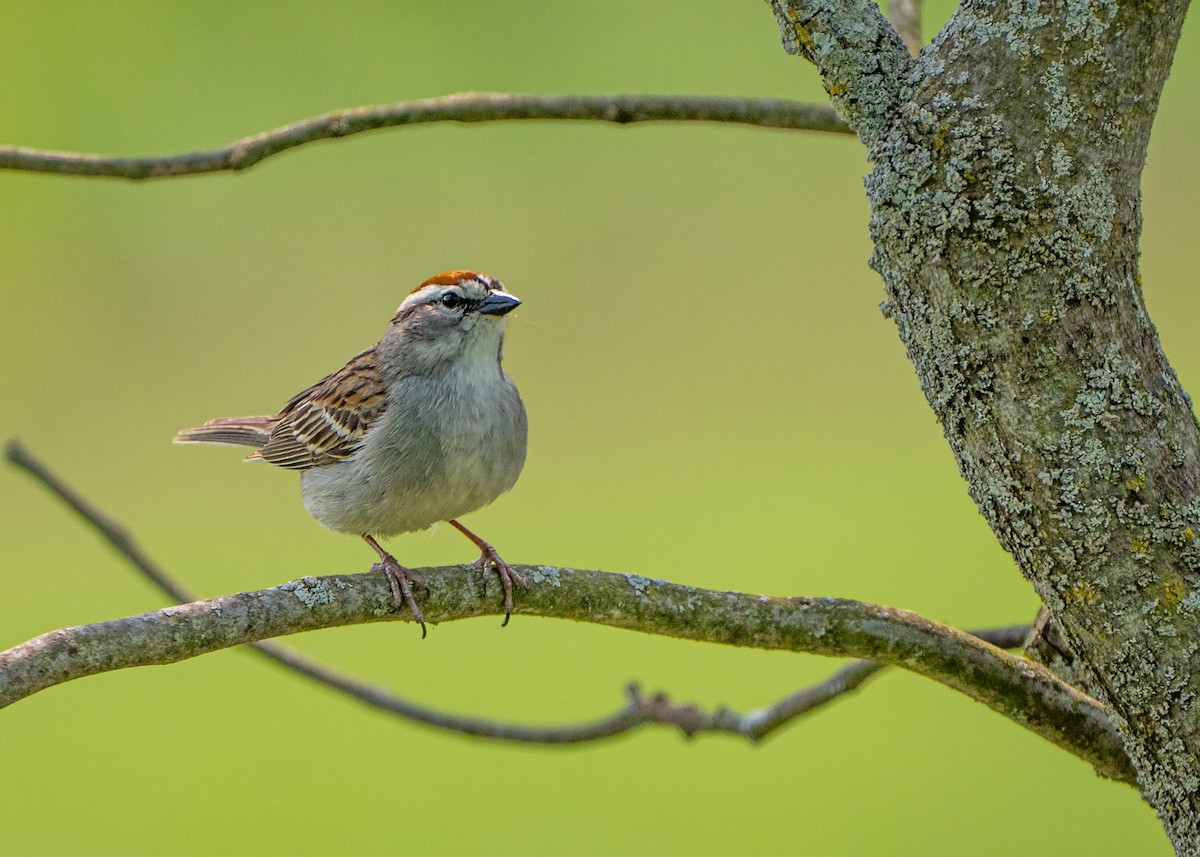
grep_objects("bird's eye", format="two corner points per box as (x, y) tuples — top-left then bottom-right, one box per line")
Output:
(441, 293), (464, 309)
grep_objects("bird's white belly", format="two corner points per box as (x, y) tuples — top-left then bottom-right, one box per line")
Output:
(300, 453), (503, 535)
(298, 374), (526, 536)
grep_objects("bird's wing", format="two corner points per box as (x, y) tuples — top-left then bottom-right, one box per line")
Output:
(251, 347), (389, 470)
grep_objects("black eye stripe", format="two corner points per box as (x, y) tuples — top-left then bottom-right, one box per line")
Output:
(439, 292), (481, 311)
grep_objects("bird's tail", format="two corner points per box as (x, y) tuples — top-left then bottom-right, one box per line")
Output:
(173, 416), (273, 448)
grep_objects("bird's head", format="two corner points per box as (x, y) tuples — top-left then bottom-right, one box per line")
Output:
(383, 270), (521, 375)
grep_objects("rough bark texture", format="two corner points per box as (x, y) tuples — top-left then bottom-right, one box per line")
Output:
(768, 0), (1200, 848)
(0, 565), (1132, 782)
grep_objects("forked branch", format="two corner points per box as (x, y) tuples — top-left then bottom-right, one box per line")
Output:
(764, 0), (911, 150)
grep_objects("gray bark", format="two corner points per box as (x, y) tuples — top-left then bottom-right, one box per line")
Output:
(768, 0), (1199, 849)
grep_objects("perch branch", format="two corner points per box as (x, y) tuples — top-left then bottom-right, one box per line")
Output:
(0, 567), (1133, 781)
(7, 441), (1032, 742)
(0, 92), (850, 180)
(2, 440), (1132, 782)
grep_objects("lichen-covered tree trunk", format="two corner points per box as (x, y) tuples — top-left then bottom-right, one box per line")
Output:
(769, 0), (1199, 849)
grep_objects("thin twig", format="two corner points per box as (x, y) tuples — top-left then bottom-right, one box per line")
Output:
(5, 440), (191, 602)
(0, 93), (850, 181)
(2, 440), (1132, 782)
(742, 623), (1032, 738)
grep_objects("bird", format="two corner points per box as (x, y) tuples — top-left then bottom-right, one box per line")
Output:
(174, 270), (528, 637)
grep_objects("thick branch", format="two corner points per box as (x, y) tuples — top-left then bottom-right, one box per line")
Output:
(0, 560), (1133, 783)
(763, 0), (911, 151)
(3, 440), (1044, 750)
(856, 0), (1198, 845)
(2, 441), (1130, 778)
(0, 92), (849, 180)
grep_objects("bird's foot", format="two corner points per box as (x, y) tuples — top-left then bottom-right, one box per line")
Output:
(447, 519), (523, 626)
(377, 557), (428, 638)
(471, 544), (524, 627)
(363, 534), (427, 638)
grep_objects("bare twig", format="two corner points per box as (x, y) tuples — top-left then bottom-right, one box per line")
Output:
(0, 93), (850, 181)
(742, 623), (1032, 737)
(888, 0), (922, 56)
(5, 440), (191, 602)
(2, 440), (1132, 782)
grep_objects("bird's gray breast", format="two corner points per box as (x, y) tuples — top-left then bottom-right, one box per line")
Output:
(300, 370), (526, 536)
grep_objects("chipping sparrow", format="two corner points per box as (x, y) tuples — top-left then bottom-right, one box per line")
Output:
(174, 270), (527, 636)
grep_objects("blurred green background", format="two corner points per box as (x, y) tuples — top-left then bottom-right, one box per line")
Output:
(1, 1), (1192, 853)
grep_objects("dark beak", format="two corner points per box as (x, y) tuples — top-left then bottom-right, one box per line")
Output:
(478, 290), (521, 316)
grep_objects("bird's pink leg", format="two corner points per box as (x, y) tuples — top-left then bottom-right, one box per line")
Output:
(362, 534), (427, 638)
(447, 519), (524, 626)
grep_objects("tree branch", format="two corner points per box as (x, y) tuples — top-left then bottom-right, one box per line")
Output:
(738, 622), (1030, 736)
(763, 0), (912, 152)
(3, 443), (1132, 783)
(0, 566), (1133, 782)
(0, 92), (850, 180)
(4, 440), (1040, 747)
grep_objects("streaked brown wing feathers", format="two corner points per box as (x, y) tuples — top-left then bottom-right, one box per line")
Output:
(253, 347), (388, 470)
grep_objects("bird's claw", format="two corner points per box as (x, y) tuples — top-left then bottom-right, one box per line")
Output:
(375, 556), (428, 639)
(446, 520), (523, 626)
(473, 548), (525, 627)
